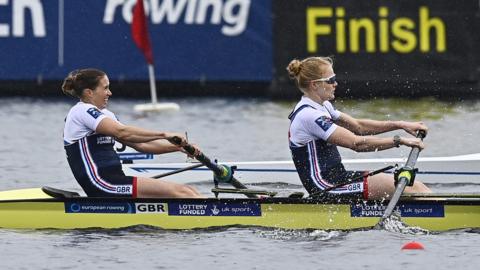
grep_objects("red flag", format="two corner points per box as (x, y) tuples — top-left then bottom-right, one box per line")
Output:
(131, 0), (154, 64)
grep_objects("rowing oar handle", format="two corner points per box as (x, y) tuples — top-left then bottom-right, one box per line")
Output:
(169, 136), (222, 174)
(168, 136), (257, 198)
(403, 130), (426, 169)
(376, 130), (426, 228)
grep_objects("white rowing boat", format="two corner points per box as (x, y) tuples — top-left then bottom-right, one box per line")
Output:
(121, 152), (480, 185)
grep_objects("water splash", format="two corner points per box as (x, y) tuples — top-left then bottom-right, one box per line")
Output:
(255, 228), (345, 241)
(309, 230), (343, 240)
(379, 212), (430, 235)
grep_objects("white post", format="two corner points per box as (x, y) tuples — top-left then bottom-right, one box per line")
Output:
(58, 0), (64, 66)
(148, 64), (158, 104)
(134, 64), (180, 113)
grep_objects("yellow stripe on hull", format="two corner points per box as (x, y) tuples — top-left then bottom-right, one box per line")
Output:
(0, 188), (53, 201)
(1, 201), (479, 231)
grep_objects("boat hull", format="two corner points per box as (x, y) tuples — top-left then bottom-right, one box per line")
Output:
(1, 197), (479, 231)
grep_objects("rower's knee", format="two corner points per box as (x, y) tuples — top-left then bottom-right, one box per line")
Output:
(408, 181), (432, 193)
(175, 185), (201, 198)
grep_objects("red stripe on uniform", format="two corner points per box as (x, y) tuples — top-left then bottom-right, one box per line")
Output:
(80, 138), (115, 191)
(132, 177), (138, 198)
(363, 173), (369, 200)
(308, 141), (333, 189)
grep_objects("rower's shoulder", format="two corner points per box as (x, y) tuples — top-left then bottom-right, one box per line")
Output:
(68, 102), (96, 113)
(68, 102), (108, 119)
(295, 104), (330, 119)
(100, 108), (116, 119)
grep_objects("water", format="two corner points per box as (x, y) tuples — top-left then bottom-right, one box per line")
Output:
(1, 97), (479, 269)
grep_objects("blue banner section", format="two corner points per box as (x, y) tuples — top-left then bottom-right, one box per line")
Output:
(65, 201), (171, 214)
(169, 201), (261, 216)
(350, 203), (445, 218)
(0, 0), (272, 81)
(118, 152), (154, 160)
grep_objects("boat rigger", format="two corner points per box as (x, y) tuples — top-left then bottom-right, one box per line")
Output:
(0, 187), (479, 231)
(121, 152), (480, 185)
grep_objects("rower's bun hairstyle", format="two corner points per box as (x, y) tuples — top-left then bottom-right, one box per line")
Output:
(287, 59), (302, 79)
(286, 56), (333, 92)
(61, 68), (106, 98)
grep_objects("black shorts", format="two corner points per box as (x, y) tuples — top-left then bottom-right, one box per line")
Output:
(304, 163), (369, 200)
(74, 165), (138, 197)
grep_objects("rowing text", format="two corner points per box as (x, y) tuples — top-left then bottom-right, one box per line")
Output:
(104, 0), (251, 36)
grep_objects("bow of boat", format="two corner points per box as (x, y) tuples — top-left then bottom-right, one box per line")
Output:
(0, 187), (55, 201)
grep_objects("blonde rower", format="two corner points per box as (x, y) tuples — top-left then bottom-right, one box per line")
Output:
(286, 56), (431, 200)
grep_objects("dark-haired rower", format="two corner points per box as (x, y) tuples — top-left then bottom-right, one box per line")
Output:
(62, 68), (202, 198)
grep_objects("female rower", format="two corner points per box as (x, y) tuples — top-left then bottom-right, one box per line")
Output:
(286, 56), (431, 200)
(62, 68), (202, 198)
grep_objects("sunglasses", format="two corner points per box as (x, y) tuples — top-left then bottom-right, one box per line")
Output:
(311, 74), (336, 85)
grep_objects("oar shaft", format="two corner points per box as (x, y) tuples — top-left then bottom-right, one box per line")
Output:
(405, 147), (421, 168)
(152, 163), (204, 179)
(380, 179), (408, 221)
(380, 148), (418, 220)
(378, 131), (426, 224)
(172, 139), (224, 175)
(169, 136), (257, 198)
(194, 153), (223, 175)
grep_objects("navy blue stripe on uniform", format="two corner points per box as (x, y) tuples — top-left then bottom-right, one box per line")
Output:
(288, 101), (365, 198)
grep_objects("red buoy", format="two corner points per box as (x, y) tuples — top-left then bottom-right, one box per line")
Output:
(401, 241), (425, 250)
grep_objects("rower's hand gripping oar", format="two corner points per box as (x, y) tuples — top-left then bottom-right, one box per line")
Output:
(375, 130), (426, 229)
(168, 136), (258, 198)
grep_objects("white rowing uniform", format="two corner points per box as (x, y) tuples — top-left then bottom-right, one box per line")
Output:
(288, 96), (367, 199)
(63, 102), (136, 197)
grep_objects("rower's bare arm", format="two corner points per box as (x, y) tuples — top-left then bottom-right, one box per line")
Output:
(327, 126), (425, 152)
(96, 118), (168, 143)
(337, 113), (428, 136)
(121, 139), (181, 155)
(336, 112), (403, 135)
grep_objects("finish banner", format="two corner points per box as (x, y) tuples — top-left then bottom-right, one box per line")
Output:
(273, 0), (479, 94)
(0, 0), (272, 82)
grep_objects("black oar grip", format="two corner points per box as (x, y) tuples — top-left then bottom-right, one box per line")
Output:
(168, 136), (257, 198)
(169, 136), (197, 156)
(168, 136), (184, 147)
(417, 130), (427, 139)
(405, 130), (427, 167)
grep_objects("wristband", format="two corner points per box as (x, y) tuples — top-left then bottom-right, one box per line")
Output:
(393, 135), (401, 148)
